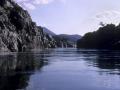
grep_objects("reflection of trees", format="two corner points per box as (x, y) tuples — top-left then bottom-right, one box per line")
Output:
(0, 51), (49, 90)
(77, 49), (120, 73)
(94, 51), (120, 70)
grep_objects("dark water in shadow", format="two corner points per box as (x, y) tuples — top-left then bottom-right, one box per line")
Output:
(0, 48), (120, 90)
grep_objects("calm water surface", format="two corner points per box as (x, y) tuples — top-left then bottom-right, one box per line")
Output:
(0, 48), (120, 90)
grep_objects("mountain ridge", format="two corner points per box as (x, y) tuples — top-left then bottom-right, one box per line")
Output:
(42, 27), (81, 43)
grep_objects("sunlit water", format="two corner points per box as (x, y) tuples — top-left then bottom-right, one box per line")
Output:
(0, 48), (120, 90)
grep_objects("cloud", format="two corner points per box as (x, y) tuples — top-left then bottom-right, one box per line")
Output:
(80, 10), (120, 35)
(94, 10), (120, 25)
(23, 3), (36, 10)
(33, 0), (54, 5)
(15, 0), (66, 10)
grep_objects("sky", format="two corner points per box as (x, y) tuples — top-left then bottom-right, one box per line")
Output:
(16, 0), (120, 35)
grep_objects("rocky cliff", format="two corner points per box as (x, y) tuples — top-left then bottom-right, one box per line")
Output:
(0, 0), (57, 52)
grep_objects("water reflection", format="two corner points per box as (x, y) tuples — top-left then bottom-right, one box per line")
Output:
(95, 51), (120, 70)
(77, 49), (120, 75)
(0, 50), (50, 90)
(25, 49), (120, 90)
(0, 49), (120, 90)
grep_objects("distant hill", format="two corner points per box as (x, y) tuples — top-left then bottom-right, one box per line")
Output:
(42, 27), (81, 42)
(43, 27), (56, 36)
(57, 34), (82, 42)
(42, 27), (81, 48)
(53, 34), (81, 48)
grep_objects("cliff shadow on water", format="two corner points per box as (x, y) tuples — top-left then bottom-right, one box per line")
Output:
(0, 49), (53, 90)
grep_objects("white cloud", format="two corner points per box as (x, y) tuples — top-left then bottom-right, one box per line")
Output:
(23, 3), (36, 10)
(95, 10), (120, 25)
(15, 0), (66, 10)
(80, 10), (120, 35)
(33, 0), (54, 5)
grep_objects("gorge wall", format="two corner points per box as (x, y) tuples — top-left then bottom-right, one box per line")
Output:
(0, 0), (58, 52)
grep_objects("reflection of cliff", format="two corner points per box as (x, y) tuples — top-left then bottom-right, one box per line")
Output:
(0, 52), (49, 90)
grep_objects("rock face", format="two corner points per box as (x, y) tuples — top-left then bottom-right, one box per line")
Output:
(0, 0), (56, 52)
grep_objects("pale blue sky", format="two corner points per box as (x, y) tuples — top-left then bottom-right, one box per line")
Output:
(16, 0), (120, 35)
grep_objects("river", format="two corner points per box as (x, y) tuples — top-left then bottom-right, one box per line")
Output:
(0, 48), (120, 90)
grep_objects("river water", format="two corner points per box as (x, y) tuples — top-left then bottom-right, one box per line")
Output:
(0, 48), (120, 90)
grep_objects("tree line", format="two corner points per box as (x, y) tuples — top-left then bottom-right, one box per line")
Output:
(77, 24), (120, 49)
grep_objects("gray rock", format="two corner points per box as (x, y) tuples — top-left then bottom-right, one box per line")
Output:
(0, 0), (57, 52)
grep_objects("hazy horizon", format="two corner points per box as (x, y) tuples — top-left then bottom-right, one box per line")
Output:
(16, 0), (120, 35)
